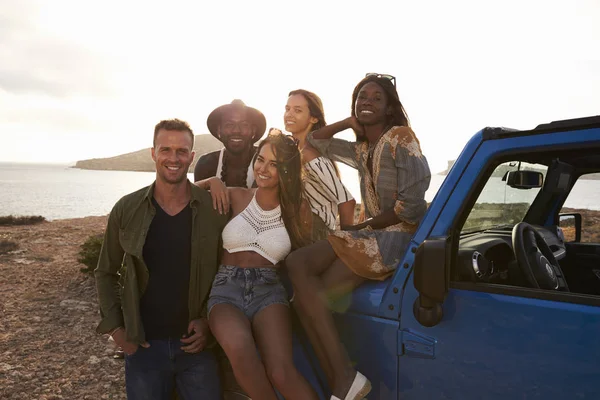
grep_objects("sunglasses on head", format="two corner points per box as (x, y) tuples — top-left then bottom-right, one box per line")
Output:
(365, 72), (396, 88)
(266, 128), (302, 168)
(268, 128), (300, 147)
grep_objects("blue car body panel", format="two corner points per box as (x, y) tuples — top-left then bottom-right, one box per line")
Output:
(399, 284), (600, 399)
(292, 121), (600, 399)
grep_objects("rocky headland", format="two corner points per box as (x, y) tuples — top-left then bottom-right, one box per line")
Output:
(74, 134), (222, 172)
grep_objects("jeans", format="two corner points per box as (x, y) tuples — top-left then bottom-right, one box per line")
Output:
(207, 265), (289, 321)
(125, 338), (221, 400)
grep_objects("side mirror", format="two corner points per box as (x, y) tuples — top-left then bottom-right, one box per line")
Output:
(506, 170), (544, 189)
(558, 213), (582, 243)
(413, 237), (449, 327)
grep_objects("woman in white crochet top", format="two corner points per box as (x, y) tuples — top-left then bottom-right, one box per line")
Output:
(196, 133), (317, 400)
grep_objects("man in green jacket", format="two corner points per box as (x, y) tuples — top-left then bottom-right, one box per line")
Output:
(95, 118), (228, 400)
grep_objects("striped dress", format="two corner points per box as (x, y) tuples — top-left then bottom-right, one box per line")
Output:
(303, 156), (354, 241)
(308, 126), (431, 280)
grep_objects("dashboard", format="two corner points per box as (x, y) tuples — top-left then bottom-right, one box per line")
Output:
(457, 225), (567, 284)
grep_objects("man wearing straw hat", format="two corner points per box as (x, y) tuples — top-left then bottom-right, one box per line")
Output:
(194, 99), (266, 188)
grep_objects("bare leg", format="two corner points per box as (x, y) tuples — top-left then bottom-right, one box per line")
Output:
(286, 241), (366, 398)
(287, 241), (337, 386)
(320, 259), (366, 302)
(252, 304), (319, 400)
(209, 304), (278, 400)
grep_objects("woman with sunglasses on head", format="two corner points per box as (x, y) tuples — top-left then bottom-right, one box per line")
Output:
(285, 74), (431, 400)
(271, 89), (356, 241)
(195, 134), (318, 400)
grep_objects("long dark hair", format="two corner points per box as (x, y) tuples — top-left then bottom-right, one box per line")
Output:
(350, 75), (411, 141)
(288, 89), (341, 177)
(253, 134), (310, 249)
(288, 89), (327, 131)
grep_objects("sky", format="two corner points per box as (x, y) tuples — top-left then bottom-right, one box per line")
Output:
(1, 0), (599, 174)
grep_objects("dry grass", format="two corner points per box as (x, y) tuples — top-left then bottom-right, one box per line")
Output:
(0, 215), (46, 226)
(0, 240), (19, 255)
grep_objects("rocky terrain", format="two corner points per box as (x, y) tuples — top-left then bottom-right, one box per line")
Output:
(0, 216), (124, 400)
(562, 207), (600, 242)
(1, 209), (599, 399)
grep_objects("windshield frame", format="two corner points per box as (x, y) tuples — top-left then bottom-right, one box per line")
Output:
(461, 161), (548, 234)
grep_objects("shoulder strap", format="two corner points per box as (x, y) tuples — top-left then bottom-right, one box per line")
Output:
(215, 148), (225, 179)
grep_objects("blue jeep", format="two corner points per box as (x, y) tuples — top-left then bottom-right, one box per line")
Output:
(227, 116), (600, 399)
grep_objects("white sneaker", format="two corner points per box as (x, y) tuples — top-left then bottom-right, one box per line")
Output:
(344, 371), (371, 400)
(330, 397), (342, 400)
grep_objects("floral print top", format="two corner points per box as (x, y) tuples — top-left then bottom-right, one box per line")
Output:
(308, 126), (431, 279)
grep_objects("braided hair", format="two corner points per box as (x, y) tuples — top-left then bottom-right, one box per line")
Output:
(220, 148), (252, 187)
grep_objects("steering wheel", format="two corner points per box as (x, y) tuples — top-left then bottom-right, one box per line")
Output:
(512, 222), (569, 291)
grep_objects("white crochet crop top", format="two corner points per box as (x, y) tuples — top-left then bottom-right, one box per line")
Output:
(221, 193), (291, 264)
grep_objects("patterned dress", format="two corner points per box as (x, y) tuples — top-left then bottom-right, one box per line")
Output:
(308, 126), (431, 280)
(303, 156), (354, 242)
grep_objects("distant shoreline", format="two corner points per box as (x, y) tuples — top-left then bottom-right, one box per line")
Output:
(71, 165), (157, 172)
(0, 161), (75, 167)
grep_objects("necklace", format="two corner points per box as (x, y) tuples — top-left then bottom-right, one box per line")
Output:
(367, 137), (380, 158)
(367, 124), (393, 157)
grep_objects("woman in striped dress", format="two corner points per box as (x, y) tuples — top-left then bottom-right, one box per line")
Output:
(276, 89), (356, 241)
(286, 74), (431, 400)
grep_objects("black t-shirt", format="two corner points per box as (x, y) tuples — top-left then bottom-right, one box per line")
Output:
(140, 198), (192, 340)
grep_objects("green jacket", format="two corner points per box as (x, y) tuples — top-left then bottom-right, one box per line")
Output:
(94, 182), (228, 344)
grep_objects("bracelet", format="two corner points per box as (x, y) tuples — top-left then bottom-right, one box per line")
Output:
(108, 327), (123, 336)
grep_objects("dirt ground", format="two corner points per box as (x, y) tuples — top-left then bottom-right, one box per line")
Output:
(0, 216), (126, 400)
(1, 209), (599, 399)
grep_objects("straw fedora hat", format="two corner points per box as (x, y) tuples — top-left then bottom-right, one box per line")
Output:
(206, 99), (266, 144)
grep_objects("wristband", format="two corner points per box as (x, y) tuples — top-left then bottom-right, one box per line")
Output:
(108, 327), (123, 337)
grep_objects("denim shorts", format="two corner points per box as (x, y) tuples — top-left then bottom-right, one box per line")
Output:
(207, 265), (289, 321)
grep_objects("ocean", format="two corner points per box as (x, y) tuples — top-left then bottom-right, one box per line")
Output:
(1, 163), (599, 221)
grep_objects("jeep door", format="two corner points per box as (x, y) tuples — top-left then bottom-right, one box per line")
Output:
(399, 121), (600, 399)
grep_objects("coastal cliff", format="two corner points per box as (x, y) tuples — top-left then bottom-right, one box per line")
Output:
(74, 134), (223, 172)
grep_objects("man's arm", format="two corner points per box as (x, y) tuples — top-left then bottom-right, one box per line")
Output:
(94, 203), (126, 334)
(193, 151), (220, 182)
(194, 177), (230, 215)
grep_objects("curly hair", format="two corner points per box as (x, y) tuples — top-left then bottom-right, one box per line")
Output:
(253, 134), (310, 249)
(153, 119), (194, 147)
(350, 75), (410, 141)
